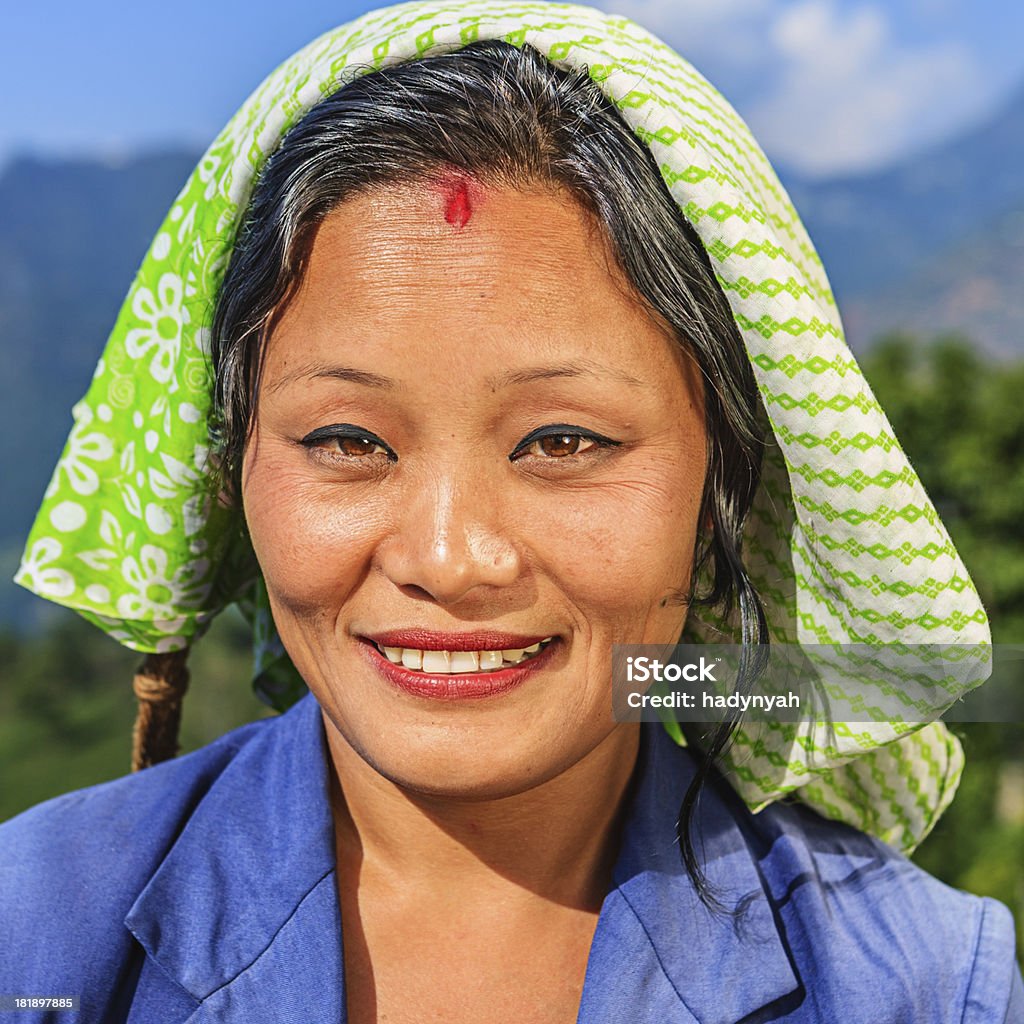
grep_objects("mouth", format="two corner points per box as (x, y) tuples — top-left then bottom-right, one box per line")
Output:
(358, 631), (559, 699)
(369, 637), (555, 674)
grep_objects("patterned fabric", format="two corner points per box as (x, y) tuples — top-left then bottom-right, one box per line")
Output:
(15, 0), (990, 850)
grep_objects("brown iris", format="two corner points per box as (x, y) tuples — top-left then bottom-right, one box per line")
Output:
(538, 434), (584, 457)
(336, 436), (381, 457)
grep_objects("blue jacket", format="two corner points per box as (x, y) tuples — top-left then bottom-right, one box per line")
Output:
(1, 693), (1021, 1023)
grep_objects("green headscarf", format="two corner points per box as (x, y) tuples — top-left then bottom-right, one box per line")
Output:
(16, 0), (990, 850)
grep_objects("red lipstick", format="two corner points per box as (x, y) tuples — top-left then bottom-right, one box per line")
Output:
(358, 630), (559, 700)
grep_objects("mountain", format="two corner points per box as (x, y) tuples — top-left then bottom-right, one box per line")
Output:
(783, 82), (1024, 354)
(840, 203), (1024, 358)
(0, 83), (1022, 624)
(785, 81), (1024, 300)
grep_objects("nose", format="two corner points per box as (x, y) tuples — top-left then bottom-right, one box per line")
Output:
(376, 469), (522, 605)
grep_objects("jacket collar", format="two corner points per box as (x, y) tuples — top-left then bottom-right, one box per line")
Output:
(579, 727), (800, 1023)
(124, 693), (344, 1020)
(125, 697), (798, 1023)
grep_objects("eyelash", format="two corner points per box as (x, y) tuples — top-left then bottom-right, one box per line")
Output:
(299, 423), (621, 463)
(300, 424), (397, 462)
(508, 424), (621, 462)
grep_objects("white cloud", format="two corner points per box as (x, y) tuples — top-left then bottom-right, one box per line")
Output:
(598, 0), (991, 178)
(745, 0), (986, 176)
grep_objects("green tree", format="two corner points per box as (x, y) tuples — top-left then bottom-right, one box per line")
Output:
(861, 333), (1024, 945)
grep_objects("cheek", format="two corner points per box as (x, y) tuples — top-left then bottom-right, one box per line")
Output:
(510, 464), (702, 625)
(241, 442), (385, 616)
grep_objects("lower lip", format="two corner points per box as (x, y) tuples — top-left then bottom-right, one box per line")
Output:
(360, 640), (557, 700)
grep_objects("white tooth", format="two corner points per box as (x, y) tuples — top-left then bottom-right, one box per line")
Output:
(524, 643), (541, 654)
(449, 651), (479, 673)
(421, 650), (451, 673)
(502, 648), (525, 662)
(401, 648), (423, 670)
(479, 650), (503, 671)
(383, 646), (403, 664)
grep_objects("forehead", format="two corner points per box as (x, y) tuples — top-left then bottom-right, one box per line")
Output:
(265, 180), (689, 386)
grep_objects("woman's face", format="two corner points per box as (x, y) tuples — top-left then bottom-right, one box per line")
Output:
(242, 180), (707, 799)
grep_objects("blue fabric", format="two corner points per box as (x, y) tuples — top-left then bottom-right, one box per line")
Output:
(1, 693), (1020, 1023)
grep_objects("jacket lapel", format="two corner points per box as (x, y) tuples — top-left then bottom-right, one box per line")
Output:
(124, 694), (346, 1023)
(578, 727), (800, 1024)
(180, 873), (345, 1024)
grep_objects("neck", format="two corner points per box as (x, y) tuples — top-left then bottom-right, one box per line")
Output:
(324, 716), (640, 912)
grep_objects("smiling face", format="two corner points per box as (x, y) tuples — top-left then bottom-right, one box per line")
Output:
(241, 180), (707, 799)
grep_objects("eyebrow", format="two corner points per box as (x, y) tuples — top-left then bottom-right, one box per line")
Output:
(488, 361), (646, 389)
(266, 359), (646, 393)
(266, 365), (396, 393)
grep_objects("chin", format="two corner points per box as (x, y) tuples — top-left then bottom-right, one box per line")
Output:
(341, 719), (587, 802)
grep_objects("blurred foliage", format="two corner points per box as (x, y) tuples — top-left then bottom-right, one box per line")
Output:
(0, 608), (272, 819)
(860, 333), (1024, 947)
(0, 331), (1020, 947)
(864, 332), (1024, 640)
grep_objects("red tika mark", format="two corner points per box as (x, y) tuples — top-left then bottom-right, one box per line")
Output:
(444, 180), (473, 228)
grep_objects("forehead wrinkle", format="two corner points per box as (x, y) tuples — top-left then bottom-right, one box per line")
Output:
(488, 360), (647, 390)
(265, 363), (397, 394)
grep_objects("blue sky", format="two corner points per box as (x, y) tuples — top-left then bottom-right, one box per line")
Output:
(4, 0), (1023, 178)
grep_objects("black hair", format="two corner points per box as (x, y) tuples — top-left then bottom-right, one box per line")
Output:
(210, 40), (768, 903)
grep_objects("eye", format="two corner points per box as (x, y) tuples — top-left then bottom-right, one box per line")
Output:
(334, 436), (388, 457)
(525, 433), (595, 458)
(300, 424), (396, 462)
(510, 425), (620, 461)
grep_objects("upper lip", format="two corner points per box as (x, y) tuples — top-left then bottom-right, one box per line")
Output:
(363, 629), (555, 651)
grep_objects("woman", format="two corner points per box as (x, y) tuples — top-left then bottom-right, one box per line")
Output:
(3, 3), (1021, 1021)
